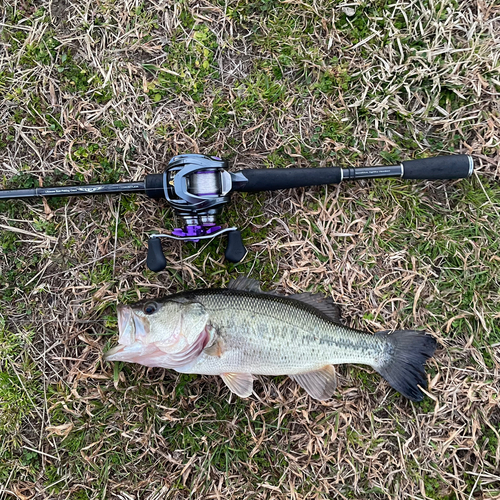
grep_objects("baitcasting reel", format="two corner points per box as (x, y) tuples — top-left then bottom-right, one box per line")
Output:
(143, 154), (249, 270)
(0, 153), (474, 272)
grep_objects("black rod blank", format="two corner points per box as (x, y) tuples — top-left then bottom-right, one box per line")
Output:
(0, 181), (146, 200)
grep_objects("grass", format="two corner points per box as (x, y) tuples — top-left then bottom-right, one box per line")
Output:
(0, 0), (499, 498)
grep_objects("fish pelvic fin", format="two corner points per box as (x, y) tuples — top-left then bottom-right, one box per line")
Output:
(374, 330), (437, 402)
(290, 365), (337, 400)
(220, 372), (254, 398)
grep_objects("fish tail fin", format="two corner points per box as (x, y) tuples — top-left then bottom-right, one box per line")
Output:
(373, 330), (437, 402)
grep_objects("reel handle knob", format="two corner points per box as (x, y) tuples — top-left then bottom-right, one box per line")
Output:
(147, 237), (167, 272)
(225, 230), (247, 263)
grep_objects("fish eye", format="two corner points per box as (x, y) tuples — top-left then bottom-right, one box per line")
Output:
(143, 302), (158, 315)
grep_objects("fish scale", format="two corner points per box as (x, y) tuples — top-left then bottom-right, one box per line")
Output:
(174, 289), (390, 376)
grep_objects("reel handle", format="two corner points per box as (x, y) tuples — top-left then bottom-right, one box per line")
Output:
(224, 230), (247, 263)
(146, 230), (247, 272)
(146, 237), (167, 272)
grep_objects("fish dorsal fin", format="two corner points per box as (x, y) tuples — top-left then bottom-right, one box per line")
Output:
(288, 293), (342, 323)
(220, 372), (254, 397)
(290, 365), (337, 400)
(227, 276), (262, 293)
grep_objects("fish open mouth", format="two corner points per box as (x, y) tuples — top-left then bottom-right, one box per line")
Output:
(104, 305), (149, 360)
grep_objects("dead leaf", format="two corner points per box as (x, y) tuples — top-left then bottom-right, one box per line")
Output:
(46, 422), (74, 439)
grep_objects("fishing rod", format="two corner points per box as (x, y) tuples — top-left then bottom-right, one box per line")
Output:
(0, 153), (474, 271)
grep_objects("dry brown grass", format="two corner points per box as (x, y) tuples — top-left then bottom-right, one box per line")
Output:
(0, 0), (499, 499)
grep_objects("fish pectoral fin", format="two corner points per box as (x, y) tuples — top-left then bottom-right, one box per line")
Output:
(227, 276), (262, 292)
(290, 365), (337, 401)
(220, 372), (254, 398)
(204, 338), (225, 357)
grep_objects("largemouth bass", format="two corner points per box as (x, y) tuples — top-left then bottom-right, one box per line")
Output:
(105, 277), (437, 401)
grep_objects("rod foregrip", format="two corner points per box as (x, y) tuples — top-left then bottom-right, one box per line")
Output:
(236, 167), (342, 192)
(144, 173), (164, 199)
(402, 155), (473, 180)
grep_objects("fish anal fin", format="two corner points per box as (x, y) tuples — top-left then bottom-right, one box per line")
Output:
(204, 338), (225, 358)
(220, 372), (254, 398)
(289, 293), (342, 324)
(290, 365), (337, 400)
(227, 276), (262, 292)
